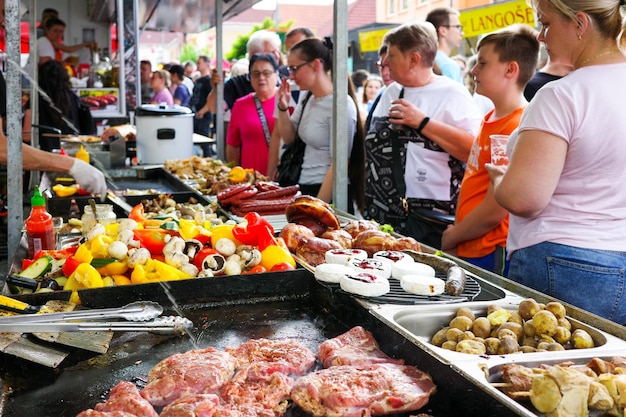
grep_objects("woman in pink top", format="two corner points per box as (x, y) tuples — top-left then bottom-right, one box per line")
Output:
(226, 53), (279, 175)
(150, 70), (174, 105)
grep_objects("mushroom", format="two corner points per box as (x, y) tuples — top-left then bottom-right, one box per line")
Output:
(117, 229), (139, 247)
(117, 218), (139, 233)
(199, 253), (226, 275)
(127, 248), (151, 268)
(108, 240), (129, 260)
(197, 269), (215, 278)
(183, 239), (203, 259)
(224, 259), (242, 276)
(165, 251), (189, 268)
(242, 249), (262, 269)
(85, 223), (106, 241)
(215, 238), (236, 257)
(180, 263), (199, 277)
(163, 236), (185, 254)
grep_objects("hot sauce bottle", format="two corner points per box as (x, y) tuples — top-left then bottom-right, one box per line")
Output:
(25, 186), (55, 258)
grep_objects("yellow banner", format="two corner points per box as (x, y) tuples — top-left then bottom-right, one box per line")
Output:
(460, 0), (536, 38)
(358, 27), (393, 53)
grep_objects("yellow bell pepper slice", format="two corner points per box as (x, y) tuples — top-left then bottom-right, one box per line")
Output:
(96, 260), (129, 276)
(65, 263), (104, 291)
(52, 184), (78, 198)
(178, 218), (211, 241)
(90, 234), (114, 258)
(210, 224), (242, 248)
(73, 243), (93, 264)
(152, 259), (192, 280)
(105, 222), (120, 236)
(112, 274), (132, 286)
(228, 166), (247, 183)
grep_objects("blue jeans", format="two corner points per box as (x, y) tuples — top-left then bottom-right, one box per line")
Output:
(509, 242), (626, 325)
(463, 246), (509, 277)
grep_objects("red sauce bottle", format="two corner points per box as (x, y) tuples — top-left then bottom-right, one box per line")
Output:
(25, 186), (55, 258)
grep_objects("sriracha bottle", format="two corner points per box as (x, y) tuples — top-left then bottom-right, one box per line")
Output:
(25, 186), (55, 258)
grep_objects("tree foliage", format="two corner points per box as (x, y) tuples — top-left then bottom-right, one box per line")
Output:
(225, 18), (294, 61)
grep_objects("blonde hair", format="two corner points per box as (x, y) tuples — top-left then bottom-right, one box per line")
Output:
(153, 70), (171, 88)
(530, 0), (626, 49)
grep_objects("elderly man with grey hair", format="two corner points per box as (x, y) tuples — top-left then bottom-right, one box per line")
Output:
(197, 30), (286, 119)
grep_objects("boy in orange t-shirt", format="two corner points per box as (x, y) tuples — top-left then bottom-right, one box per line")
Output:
(441, 24), (539, 275)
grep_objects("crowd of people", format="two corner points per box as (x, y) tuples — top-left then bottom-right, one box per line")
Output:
(2, 0), (626, 325)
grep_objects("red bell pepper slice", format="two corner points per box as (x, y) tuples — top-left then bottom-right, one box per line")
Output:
(21, 259), (35, 271)
(133, 229), (176, 255)
(61, 256), (82, 277)
(33, 247), (79, 261)
(193, 247), (218, 270)
(232, 212), (277, 250)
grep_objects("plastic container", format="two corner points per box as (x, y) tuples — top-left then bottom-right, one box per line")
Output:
(25, 186), (55, 258)
(81, 204), (116, 231)
(75, 145), (90, 164)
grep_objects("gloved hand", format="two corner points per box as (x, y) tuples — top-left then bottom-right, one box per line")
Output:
(69, 159), (108, 201)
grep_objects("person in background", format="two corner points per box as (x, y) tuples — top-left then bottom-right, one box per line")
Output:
(0, 0), (107, 198)
(358, 75), (383, 121)
(523, 55), (573, 101)
(266, 27), (315, 180)
(150, 70), (174, 105)
(198, 30), (284, 120)
(36, 8), (58, 39)
(284, 27), (315, 52)
(351, 69), (370, 101)
(426, 7), (465, 84)
(23, 60), (95, 151)
(183, 60), (198, 81)
(229, 59), (250, 78)
(276, 38), (364, 213)
(364, 22), (482, 247)
(442, 24), (539, 276)
(191, 55), (214, 155)
(140, 60), (153, 104)
(38, 17), (93, 65)
(364, 44), (393, 132)
(487, 0), (626, 324)
(168, 64), (191, 107)
(226, 54), (280, 175)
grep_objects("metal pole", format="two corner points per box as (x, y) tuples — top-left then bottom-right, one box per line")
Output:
(214, 0), (224, 161)
(332, 0), (349, 213)
(5, 0), (24, 264)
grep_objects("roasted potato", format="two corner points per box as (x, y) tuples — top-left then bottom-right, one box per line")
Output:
(532, 310), (558, 336)
(456, 307), (475, 321)
(471, 317), (492, 339)
(545, 301), (567, 319)
(431, 326), (449, 346)
(518, 298), (541, 320)
(456, 339), (486, 355)
(449, 315), (473, 331)
(571, 328), (594, 349)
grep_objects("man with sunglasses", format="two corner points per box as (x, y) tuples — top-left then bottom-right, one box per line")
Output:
(426, 7), (465, 84)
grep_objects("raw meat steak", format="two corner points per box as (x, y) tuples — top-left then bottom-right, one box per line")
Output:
(226, 338), (316, 375)
(76, 411), (137, 417)
(291, 363), (437, 417)
(318, 326), (404, 368)
(159, 394), (221, 417)
(140, 347), (237, 407)
(87, 381), (158, 417)
(220, 362), (293, 413)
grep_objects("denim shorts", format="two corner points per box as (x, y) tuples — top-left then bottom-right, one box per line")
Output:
(508, 241), (626, 325)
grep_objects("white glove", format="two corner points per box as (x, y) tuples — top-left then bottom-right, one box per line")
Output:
(69, 159), (108, 201)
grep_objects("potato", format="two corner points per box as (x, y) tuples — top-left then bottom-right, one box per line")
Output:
(571, 329), (595, 349)
(487, 308), (511, 326)
(498, 322), (524, 342)
(545, 342), (565, 351)
(449, 315), (473, 331)
(507, 311), (524, 326)
(538, 334), (556, 344)
(484, 337), (500, 355)
(456, 307), (475, 321)
(532, 310), (558, 336)
(497, 328), (518, 340)
(536, 341), (551, 351)
(518, 298), (541, 320)
(558, 317), (572, 331)
(545, 301), (567, 319)
(446, 327), (464, 343)
(431, 326), (449, 346)
(519, 345), (538, 353)
(471, 317), (492, 339)
(455, 339), (486, 355)
(553, 326), (572, 345)
(441, 340), (458, 351)
(459, 331), (476, 342)
(498, 335), (519, 354)
(523, 320), (536, 337)
(487, 304), (503, 315)
(522, 336), (538, 348)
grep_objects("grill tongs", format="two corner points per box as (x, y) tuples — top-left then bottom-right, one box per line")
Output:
(0, 301), (193, 335)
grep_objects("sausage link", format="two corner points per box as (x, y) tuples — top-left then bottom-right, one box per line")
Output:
(255, 185), (300, 200)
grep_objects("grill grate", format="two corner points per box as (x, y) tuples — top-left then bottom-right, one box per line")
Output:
(321, 272), (481, 305)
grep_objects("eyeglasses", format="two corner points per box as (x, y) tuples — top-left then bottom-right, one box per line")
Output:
(250, 70), (276, 79)
(375, 61), (387, 70)
(287, 61), (311, 74)
(442, 24), (463, 30)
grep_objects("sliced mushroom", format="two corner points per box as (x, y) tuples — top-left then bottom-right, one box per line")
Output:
(180, 263), (199, 277)
(243, 249), (262, 268)
(215, 238), (236, 257)
(163, 236), (185, 254)
(224, 260), (242, 276)
(183, 239), (203, 259)
(200, 253), (226, 275)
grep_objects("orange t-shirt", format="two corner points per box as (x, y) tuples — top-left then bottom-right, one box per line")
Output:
(455, 106), (525, 258)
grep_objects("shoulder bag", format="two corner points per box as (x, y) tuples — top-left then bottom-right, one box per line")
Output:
(276, 92), (312, 186)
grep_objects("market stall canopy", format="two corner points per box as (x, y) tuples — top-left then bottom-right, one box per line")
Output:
(131, 0), (263, 33)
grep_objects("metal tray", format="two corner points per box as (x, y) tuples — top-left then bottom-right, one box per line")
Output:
(0, 270), (524, 417)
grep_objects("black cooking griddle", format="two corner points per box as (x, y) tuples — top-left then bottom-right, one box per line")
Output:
(0, 270), (521, 417)
(320, 272), (481, 304)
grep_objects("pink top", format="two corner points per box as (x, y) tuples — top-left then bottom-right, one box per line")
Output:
(151, 89), (174, 106)
(226, 93), (276, 175)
